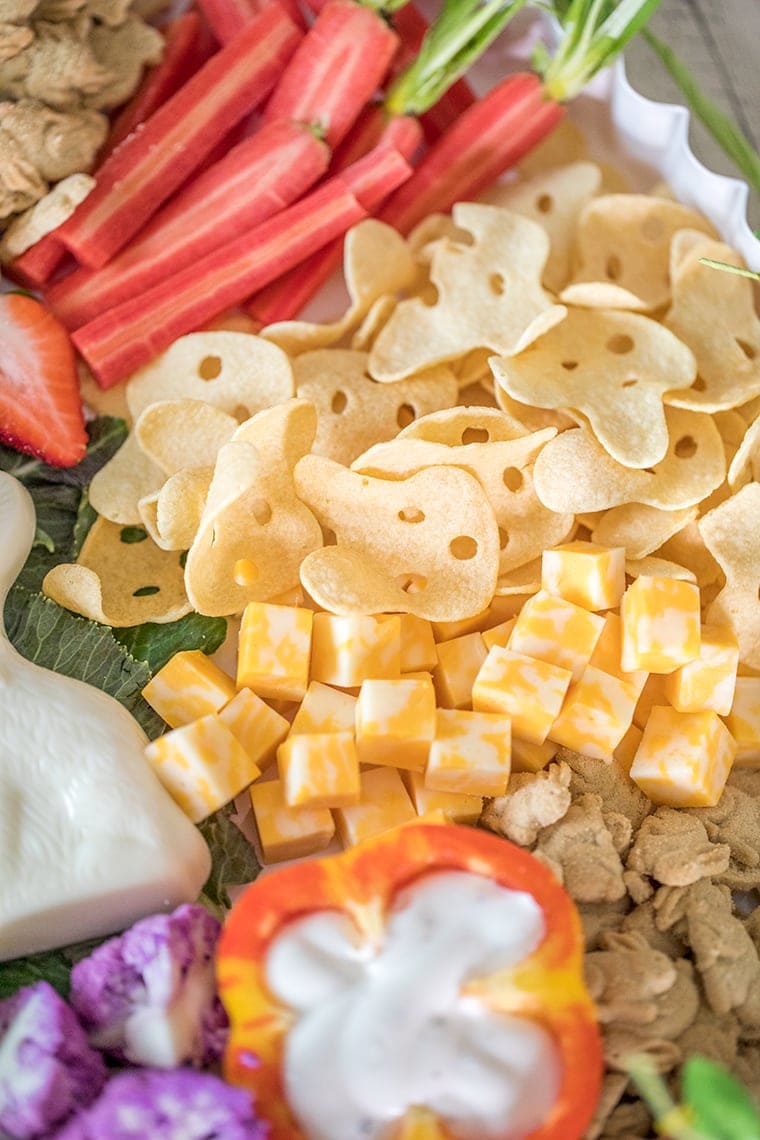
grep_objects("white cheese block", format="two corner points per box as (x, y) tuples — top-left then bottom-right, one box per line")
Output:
(0, 473), (211, 960)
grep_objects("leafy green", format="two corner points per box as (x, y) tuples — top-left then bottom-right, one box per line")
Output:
(387, 0), (531, 116)
(198, 802), (261, 911)
(114, 612), (228, 675)
(642, 30), (760, 200)
(683, 1057), (760, 1140)
(0, 937), (106, 1001)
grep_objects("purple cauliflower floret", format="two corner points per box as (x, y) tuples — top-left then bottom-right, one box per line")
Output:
(51, 1068), (269, 1140)
(0, 981), (106, 1140)
(69, 904), (228, 1069)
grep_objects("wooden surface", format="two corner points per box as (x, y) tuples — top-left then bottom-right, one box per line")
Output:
(624, 0), (760, 221)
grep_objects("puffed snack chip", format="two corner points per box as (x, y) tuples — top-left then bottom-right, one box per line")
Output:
(183, 401), (323, 617)
(262, 219), (418, 357)
(369, 203), (566, 381)
(133, 399), (238, 477)
(532, 407), (725, 514)
(698, 482), (760, 671)
(295, 454), (500, 622)
(139, 467), (213, 552)
(43, 517), (190, 626)
(663, 239), (760, 413)
(560, 195), (715, 312)
(292, 348), (458, 466)
(490, 307), (697, 470)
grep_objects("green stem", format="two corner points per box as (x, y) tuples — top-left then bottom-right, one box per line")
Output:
(626, 1056), (710, 1140)
(699, 257), (760, 281)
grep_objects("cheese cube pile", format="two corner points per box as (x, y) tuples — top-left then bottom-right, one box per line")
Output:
(142, 542), (749, 864)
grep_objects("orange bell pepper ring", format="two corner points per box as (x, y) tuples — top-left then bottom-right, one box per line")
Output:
(217, 822), (602, 1140)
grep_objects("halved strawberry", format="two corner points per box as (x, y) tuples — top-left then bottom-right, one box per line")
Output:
(0, 292), (87, 467)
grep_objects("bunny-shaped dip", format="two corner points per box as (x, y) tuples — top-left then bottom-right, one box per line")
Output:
(0, 472), (210, 960)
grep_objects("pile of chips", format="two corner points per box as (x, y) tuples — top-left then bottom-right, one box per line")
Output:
(44, 131), (760, 675)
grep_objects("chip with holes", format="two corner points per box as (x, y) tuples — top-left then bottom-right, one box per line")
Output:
(654, 521), (723, 591)
(88, 432), (164, 526)
(139, 467), (213, 551)
(624, 556), (697, 582)
(125, 331), (294, 421)
(295, 455), (499, 621)
(491, 307), (696, 469)
(42, 518), (190, 626)
(727, 415), (760, 490)
(394, 406), (529, 445)
(352, 424), (572, 575)
(134, 399), (238, 476)
(532, 406), (725, 513)
(698, 483), (760, 670)
(480, 162), (602, 293)
(663, 239), (760, 412)
(262, 220), (418, 357)
(292, 348), (457, 466)
(590, 504), (698, 560)
(369, 203), (566, 382)
(561, 194), (715, 311)
(184, 400), (323, 617)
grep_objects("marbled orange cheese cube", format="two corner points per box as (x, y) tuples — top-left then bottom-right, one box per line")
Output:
(629, 705), (736, 807)
(425, 708), (511, 797)
(432, 632), (488, 710)
(145, 715), (260, 823)
(142, 650), (237, 729)
(723, 677), (760, 766)
(510, 736), (558, 773)
(355, 677), (436, 771)
(334, 766), (416, 847)
(219, 687), (290, 770)
(399, 613), (437, 673)
(509, 590), (605, 681)
(620, 576), (701, 674)
(400, 770), (483, 824)
(289, 681), (357, 736)
(237, 602), (313, 702)
(482, 618), (517, 651)
(541, 541), (626, 611)
(664, 624), (739, 715)
(310, 613), (401, 687)
(548, 665), (639, 761)
(249, 778), (335, 863)
(472, 647), (572, 745)
(277, 731), (360, 809)
(614, 722), (643, 772)
(633, 672), (671, 730)
(589, 612), (648, 697)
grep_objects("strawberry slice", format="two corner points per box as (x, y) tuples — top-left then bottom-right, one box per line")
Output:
(0, 293), (87, 467)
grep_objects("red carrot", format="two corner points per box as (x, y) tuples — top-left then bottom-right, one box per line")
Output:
(48, 120), (329, 330)
(261, 0), (399, 148)
(73, 147), (412, 387)
(101, 12), (213, 160)
(246, 109), (422, 325)
(7, 233), (68, 289)
(56, 4), (302, 270)
(197, 0), (305, 43)
(381, 73), (563, 235)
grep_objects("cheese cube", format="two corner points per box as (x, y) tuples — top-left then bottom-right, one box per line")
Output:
(629, 705), (736, 807)
(541, 541), (626, 611)
(548, 665), (639, 761)
(614, 722), (643, 772)
(509, 590), (605, 681)
(277, 732), (360, 809)
(219, 688), (290, 770)
(472, 647), (572, 744)
(620, 576), (701, 673)
(249, 778), (334, 863)
(589, 612), (648, 697)
(145, 715), (260, 823)
(237, 602), (313, 701)
(289, 681), (357, 735)
(142, 650), (237, 728)
(355, 678), (436, 771)
(431, 596), (526, 642)
(432, 633), (488, 709)
(399, 614), (437, 673)
(482, 618), (516, 651)
(310, 613), (400, 687)
(425, 708), (511, 797)
(723, 677), (760, 766)
(633, 672), (671, 730)
(401, 770), (483, 824)
(664, 625), (739, 715)
(510, 736), (558, 773)
(334, 767), (416, 847)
